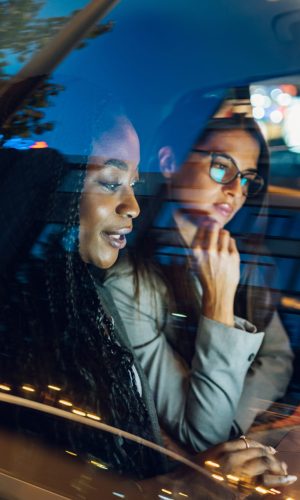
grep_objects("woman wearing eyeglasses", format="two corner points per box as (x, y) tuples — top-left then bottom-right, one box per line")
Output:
(104, 92), (293, 453)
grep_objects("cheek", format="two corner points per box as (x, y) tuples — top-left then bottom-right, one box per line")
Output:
(172, 171), (218, 202)
(187, 169), (218, 194)
(94, 204), (110, 225)
(80, 194), (111, 227)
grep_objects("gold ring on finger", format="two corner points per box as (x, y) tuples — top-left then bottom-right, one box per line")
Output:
(240, 435), (250, 449)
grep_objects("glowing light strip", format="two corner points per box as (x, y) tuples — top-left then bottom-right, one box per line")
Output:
(87, 413), (101, 421)
(58, 399), (72, 407)
(211, 474), (224, 481)
(281, 296), (300, 311)
(90, 460), (108, 470)
(72, 409), (86, 417)
(204, 460), (220, 468)
(65, 450), (77, 457)
(268, 185), (300, 198)
(255, 486), (269, 494)
(22, 386), (35, 392)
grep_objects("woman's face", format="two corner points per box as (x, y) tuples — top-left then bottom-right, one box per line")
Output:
(79, 117), (140, 269)
(169, 128), (260, 228)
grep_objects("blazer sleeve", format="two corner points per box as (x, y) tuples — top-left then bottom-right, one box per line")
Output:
(105, 260), (264, 451)
(233, 310), (294, 434)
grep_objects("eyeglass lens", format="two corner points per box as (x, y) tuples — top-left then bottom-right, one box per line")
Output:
(210, 154), (263, 197)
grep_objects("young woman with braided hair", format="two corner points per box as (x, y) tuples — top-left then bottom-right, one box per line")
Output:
(0, 97), (294, 487)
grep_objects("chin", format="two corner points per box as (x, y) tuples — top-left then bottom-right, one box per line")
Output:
(95, 250), (119, 270)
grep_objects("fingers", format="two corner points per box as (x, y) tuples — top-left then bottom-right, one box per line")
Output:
(192, 220), (219, 249)
(228, 236), (238, 254)
(213, 439), (285, 478)
(193, 221), (235, 253)
(218, 229), (230, 252)
(263, 473), (298, 487)
(219, 438), (275, 454)
(220, 447), (280, 476)
(203, 439), (298, 487)
(233, 453), (286, 478)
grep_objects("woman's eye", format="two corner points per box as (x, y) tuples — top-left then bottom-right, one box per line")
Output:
(97, 181), (121, 191)
(211, 165), (228, 182)
(216, 162), (229, 171)
(95, 178), (143, 192)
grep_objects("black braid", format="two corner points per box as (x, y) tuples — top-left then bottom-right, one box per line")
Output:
(0, 149), (164, 478)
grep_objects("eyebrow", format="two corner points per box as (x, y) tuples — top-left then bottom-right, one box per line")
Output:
(192, 149), (258, 172)
(103, 158), (128, 170)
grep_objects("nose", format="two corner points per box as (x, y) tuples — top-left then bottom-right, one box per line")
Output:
(116, 188), (140, 219)
(222, 175), (244, 198)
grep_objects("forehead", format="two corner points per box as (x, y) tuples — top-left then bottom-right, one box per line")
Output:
(91, 118), (140, 166)
(195, 127), (260, 168)
(197, 127), (259, 152)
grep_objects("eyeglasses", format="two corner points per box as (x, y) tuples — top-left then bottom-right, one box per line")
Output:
(191, 149), (265, 197)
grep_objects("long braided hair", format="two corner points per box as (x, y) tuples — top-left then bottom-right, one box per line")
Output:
(0, 104), (164, 477)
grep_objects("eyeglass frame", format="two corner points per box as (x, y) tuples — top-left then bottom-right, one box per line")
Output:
(190, 149), (265, 198)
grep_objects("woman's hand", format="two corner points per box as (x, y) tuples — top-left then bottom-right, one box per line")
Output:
(199, 437), (297, 487)
(192, 221), (240, 326)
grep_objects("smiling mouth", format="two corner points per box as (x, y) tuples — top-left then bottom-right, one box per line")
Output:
(101, 231), (130, 250)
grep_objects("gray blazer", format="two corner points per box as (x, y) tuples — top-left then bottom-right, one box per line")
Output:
(94, 276), (164, 449)
(105, 257), (293, 452)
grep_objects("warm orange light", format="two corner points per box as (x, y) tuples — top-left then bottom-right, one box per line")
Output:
(161, 489), (172, 495)
(22, 385), (35, 392)
(72, 409), (86, 417)
(212, 474), (224, 482)
(281, 296), (300, 311)
(30, 141), (48, 149)
(204, 460), (220, 468)
(65, 450), (77, 457)
(178, 494), (188, 498)
(226, 474), (240, 482)
(255, 486), (269, 494)
(90, 460), (108, 470)
(280, 84), (297, 96)
(87, 413), (101, 421)
(0, 384), (11, 391)
(58, 399), (72, 407)
(268, 185), (300, 198)
(48, 385), (61, 391)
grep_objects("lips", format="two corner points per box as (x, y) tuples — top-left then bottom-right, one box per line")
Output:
(101, 227), (132, 250)
(213, 203), (234, 219)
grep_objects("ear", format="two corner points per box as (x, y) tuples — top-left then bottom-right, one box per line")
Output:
(158, 146), (177, 178)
